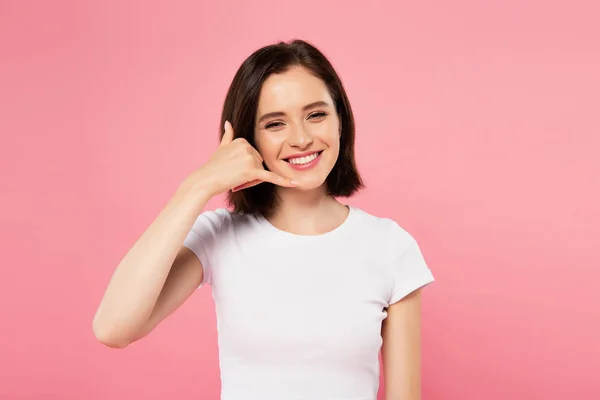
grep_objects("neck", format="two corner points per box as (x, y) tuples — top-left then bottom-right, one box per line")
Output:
(267, 185), (349, 235)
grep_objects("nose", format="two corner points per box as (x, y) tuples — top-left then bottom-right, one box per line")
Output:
(287, 124), (313, 149)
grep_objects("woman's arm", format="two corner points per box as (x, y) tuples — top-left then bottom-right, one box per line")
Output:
(381, 288), (424, 400)
(92, 121), (295, 349)
(92, 184), (210, 348)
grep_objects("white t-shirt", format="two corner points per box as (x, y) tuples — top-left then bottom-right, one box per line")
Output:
(183, 205), (434, 400)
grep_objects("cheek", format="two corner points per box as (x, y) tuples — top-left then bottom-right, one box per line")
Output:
(322, 128), (341, 151)
(255, 135), (281, 162)
(319, 119), (341, 144)
(327, 133), (341, 162)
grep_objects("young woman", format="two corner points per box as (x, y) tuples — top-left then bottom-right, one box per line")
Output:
(93, 39), (435, 400)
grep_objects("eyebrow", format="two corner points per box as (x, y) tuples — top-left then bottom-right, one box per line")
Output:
(256, 100), (332, 124)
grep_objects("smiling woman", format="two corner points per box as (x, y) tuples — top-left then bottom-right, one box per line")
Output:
(220, 42), (362, 217)
(93, 39), (435, 400)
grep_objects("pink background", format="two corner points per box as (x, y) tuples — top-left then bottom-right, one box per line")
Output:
(1, 1), (598, 399)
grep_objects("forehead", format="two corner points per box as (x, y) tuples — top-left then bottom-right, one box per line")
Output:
(256, 66), (333, 114)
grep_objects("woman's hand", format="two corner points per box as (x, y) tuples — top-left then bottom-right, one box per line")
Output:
(181, 121), (296, 199)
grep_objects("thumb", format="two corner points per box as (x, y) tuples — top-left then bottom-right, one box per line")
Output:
(220, 120), (234, 146)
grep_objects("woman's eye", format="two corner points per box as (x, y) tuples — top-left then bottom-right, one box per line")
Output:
(309, 112), (327, 119)
(265, 112), (327, 129)
(265, 121), (283, 129)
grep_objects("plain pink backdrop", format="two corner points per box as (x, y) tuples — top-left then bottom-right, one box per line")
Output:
(1, 1), (598, 399)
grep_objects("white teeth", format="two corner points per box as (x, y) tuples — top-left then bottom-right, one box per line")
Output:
(288, 152), (319, 165)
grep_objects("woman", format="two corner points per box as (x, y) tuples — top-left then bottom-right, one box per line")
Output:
(93, 39), (435, 400)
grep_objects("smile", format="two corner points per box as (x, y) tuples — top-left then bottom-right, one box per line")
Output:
(287, 151), (320, 165)
(283, 151), (323, 170)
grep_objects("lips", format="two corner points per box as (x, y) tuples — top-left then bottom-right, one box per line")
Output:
(283, 151), (322, 164)
(282, 150), (323, 171)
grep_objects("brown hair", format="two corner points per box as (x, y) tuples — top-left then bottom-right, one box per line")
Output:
(219, 39), (364, 216)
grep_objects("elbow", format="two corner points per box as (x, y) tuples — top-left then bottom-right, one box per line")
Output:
(92, 316), (132, 349)
(96, 336), (129, 349)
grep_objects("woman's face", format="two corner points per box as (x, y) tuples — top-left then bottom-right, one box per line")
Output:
(254, 66), (340, 192)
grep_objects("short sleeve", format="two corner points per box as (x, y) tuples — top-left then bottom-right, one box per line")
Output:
(387, 222), (435, 305)
(182, 208), (228, 286)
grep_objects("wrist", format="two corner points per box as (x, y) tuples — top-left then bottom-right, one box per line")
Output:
(174, 180), (213, 208)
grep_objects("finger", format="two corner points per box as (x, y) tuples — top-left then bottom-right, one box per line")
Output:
(232, 179), (262, 192)
(220, 120), (234, 146)
(248, 146), (263, 164)
(253, 170), (296, 187)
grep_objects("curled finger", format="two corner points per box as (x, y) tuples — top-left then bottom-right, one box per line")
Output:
(255, 170), (296, 188)
(232, 179), (262, 192)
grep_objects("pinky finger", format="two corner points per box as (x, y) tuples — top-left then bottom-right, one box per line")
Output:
(255, 170), (297, 188)
(232, 179), (262, 192)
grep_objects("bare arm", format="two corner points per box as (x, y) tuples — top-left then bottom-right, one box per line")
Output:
(381, 289), (423, 400)
(92, 121), (295, 349)
(92, 183), (210, 348)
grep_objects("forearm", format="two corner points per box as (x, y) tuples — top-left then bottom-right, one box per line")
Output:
(92, 183), (210, 346)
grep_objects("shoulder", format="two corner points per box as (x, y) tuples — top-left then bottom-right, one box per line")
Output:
(350, 206), (417, 248)
(189, 208), (258, 238)
(190, 207), (231, 233)
(198, 207), (231, 223)
(351, 207), (434, 304)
